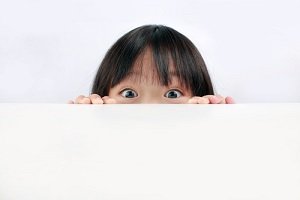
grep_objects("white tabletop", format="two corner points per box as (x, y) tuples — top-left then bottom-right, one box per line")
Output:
(0, 103), (300, 200)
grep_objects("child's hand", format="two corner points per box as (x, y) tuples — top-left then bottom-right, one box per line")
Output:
(187, 95), (235, 104)
(67, 94), (117, 104)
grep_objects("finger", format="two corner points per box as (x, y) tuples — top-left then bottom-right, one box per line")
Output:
(225, 96), (235, 104)
(74, 95), (85, 104)
(67, 100), (74, 104)
(81, 97), (92, 104)
(215, 95), (226, 104)
(102, 96), (117, 104)
(205, 95), (224, 104)
(89, 94), (104, 104)
(188, 96), (210, 104)
(196, 97), (210, 104)
(201, 95), (218, 104)
(75, 95), (92, 104)
(187, 98), (198, 104)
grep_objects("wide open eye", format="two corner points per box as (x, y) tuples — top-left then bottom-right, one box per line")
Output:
(120, 89), (138, 98)
(164, 89), (183, 99)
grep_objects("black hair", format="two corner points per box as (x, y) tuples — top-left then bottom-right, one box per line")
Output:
(91, 24), (214, 96)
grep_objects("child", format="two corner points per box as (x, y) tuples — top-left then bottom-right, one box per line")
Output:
(68, 25), (234, 104)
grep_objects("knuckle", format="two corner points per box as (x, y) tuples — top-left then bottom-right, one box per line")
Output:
(82, 97), (91, 104)
(75, 95), (85, 103)
(92, 98), (104, 104)
(90, 93), (101, 98)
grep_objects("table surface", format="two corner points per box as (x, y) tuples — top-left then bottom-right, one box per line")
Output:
(0, 103), (300, 200)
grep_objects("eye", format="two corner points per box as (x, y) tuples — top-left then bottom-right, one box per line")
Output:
(164, 89), (183, 99)
(120, 88), (138, 98)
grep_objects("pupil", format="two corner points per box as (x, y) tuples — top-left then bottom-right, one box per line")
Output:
(126, 91), (134, 98)
(168, 91), (177, 98)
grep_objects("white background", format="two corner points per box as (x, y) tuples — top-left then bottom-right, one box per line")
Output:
(0, 0), (299, 103)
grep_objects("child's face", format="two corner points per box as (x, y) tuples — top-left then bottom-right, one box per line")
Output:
(108, 48), (193, 104)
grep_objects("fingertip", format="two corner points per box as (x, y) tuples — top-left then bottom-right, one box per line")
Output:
(90, 94), (101, 99)
(81, 97), (92, 104)
(101, 96), (108, 101)
(90, 94), (104, 104)
(189, 97), (210, 104)
(200, 97), (210, 104)
(208, 96), (219, 104)
(75, 95), (86, 104)
(94, 99), (104, 104)
(226, 96), (235, 104)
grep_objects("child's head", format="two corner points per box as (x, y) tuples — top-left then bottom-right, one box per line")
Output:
(91, 24), (214, 103)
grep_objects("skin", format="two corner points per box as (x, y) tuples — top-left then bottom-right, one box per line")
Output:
(68, 48), (235, 104)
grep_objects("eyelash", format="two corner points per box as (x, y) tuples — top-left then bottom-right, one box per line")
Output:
(168, 88), (183, 93)
(119, 88), (184, 98)
(119, 88), (138, 98)
(164, 89), (183, 98)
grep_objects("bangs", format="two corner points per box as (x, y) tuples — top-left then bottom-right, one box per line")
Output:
(93, 25), (214, 97)
(123, 46), (190, 92)
(149, 27), (211, 96)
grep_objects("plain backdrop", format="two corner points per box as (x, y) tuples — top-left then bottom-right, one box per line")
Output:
(0, 0), (299, 103)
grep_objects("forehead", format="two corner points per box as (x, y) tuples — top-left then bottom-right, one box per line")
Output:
(125, 48), (177, 84)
